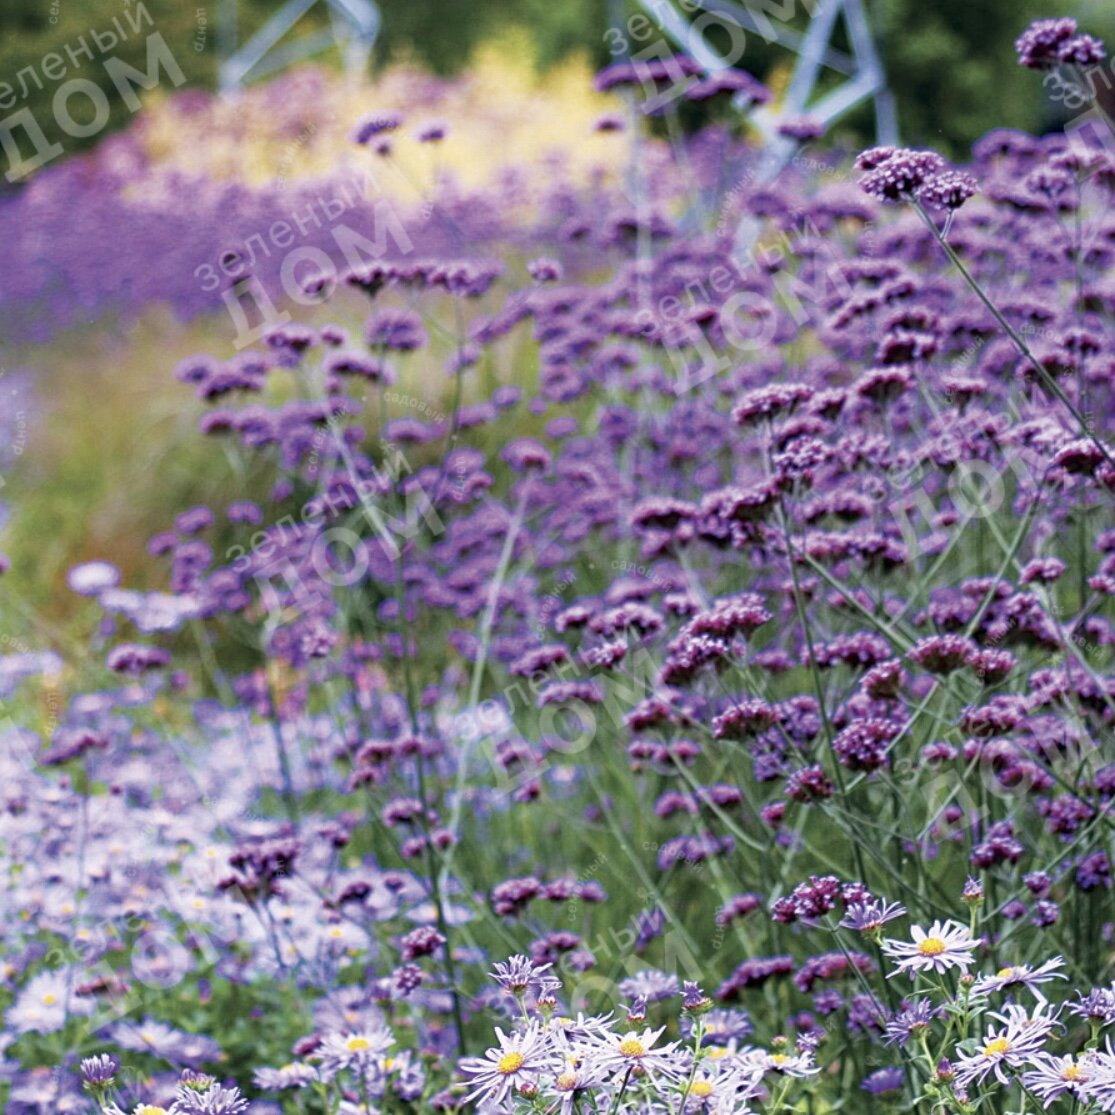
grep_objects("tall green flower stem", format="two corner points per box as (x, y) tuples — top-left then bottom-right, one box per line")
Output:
(913, 199), (1113, 472)
(393, 543), (468, 1055)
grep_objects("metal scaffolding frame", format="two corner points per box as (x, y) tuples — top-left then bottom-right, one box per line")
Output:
(218, 0), (381, 93)
(637, 0), (897, 175)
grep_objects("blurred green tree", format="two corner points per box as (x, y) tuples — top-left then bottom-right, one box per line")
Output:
(0, 0), (1111, 173)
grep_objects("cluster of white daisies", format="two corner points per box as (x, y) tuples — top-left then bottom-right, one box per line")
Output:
(881, 917), (1115, 1108)
(461, 915), (1115, 1113)
(460, 1015), (816, 1114)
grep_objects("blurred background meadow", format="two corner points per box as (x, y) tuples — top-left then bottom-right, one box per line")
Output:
(0, 1), (1114, 1109)
(1, 0), (1113, 661)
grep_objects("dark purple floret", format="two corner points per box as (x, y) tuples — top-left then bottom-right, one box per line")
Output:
(971, 819), (1024, 868)
(1014, 18), (1079, 68)
(716, 955), (795, 1000)
(107, 643), (171, 674)
(400, 926), (445, 961)
(858, 148), (947, 201)
(832, 718), (903, 771)
(41, 728), (109, 766)
(732, 383), (814, 426)
(884, 999), (939, 1046)
(862, 1067), (904, 1095)
(685, 69), (771, 103)
(352, 112), (402, 144)
(786, 765), (835, 802)
(918, 171), (979, 210)
(1076, 851), (1112, 891)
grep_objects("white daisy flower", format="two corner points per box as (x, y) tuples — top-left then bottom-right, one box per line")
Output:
(460, 1022), (552, 1106)
(545, 1056), (609, 1115)
(881, 919), (980, 977)
(1079, 1038), (1115, 1112)
(749, 1048), (821, 1078)
(582, 1025), (686, 1085)
(681, 1066), (762, 1112)
(316, 1028), (394, 1081)
(253, 1062), (318, 1090)
(971, 957), (1066, 1002)
(954, 1002), (1058, 1088)
(1022, 1053), (1094, 1107)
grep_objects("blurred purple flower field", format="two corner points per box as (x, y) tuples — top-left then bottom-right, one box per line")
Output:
(0, 11), (1114, 1115)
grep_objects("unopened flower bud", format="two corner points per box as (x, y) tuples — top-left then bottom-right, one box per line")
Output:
(682, 980), (713, 1015)
(961, 876), (984, 905)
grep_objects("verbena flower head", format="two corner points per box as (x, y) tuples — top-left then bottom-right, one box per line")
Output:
(857, 147), (946, 201)
(918, 170), (979, 210)
(1015, 18), (1104, 69)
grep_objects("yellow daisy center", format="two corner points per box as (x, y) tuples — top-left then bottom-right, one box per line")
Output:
(917, 937), (947, 956)
(983, 1037), (1011, 1058)
(1063, 1064), (1086, 1082)
(556, 1072), (577, 1091)
(138, 1107), (168, 1115)
(41, 993), (57, 1006)
(770, 1054), (790, 1065)
(345, 1037), (370, 1053)
(618, 1038), (647, 1058)
(497, 1051), (525, 1075)
(996, 967), (1015, 979)
(707, 1047), (729, 1061)
(692, 1080), (714, 1098)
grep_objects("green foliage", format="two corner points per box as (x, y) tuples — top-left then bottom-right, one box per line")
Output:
(1, 0), (1113, 174)
(0, 0), (325, 168)
(870, 0), (1111, 157)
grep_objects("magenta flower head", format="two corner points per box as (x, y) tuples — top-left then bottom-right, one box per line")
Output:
(1058, 34), (1105, 65)
(858, 147), (947, 202)
(417, 120), (446, 142)
(1015, 18), (1104, 69)
(107, 643), (171, 675)
(918, 170), (979, 211)
(684, 68), (771, 104)
(778, 115), (825, 141)
(1015, 18), (1078, 68)
(352, 112), (402, 144)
